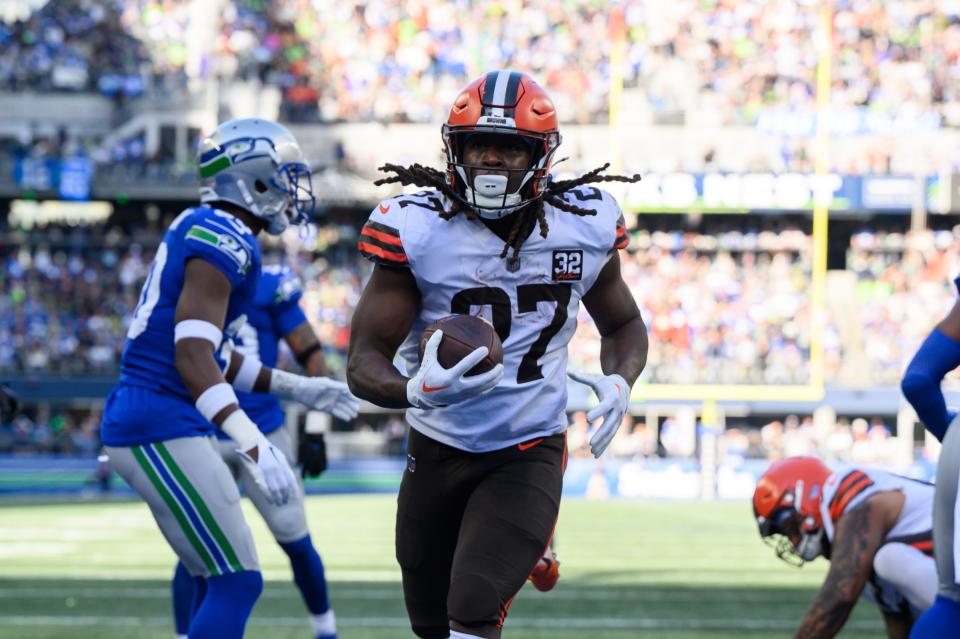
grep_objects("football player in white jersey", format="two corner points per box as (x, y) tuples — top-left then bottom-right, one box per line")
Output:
(347, 71), (648, 639)
(753, 457), (937, 638)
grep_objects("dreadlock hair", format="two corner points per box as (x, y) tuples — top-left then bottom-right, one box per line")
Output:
(375, 162), (642, 266)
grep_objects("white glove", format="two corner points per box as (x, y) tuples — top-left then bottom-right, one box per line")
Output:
(568, 371), (631, 458)
(236, 434), (299, 505)
(270, 370), (360, 421)
(221, 411), (298, 506)
(407, 330), (504, 409)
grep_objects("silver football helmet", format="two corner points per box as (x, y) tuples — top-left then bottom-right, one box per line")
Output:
(197, 119), (315, 235)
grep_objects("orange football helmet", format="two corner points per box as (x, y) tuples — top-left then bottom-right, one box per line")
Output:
(442, 70), (562, 218)
(753, 457), (832, 565)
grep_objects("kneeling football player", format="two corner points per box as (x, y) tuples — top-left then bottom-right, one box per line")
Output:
(753, 457), (937, 639)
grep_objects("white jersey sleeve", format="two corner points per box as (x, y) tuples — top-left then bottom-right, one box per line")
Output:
(820, 467), (934, 547)
(379, 187), (627, 452)
(358, 194), (420, 268)
(819, 467), (935, 615)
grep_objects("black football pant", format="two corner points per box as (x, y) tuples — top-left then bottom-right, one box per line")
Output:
(396, 427), (565, 638)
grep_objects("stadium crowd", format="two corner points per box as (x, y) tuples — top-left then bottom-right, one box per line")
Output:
(0, 0), (147, 97)
(3, 0), (958, 128)
(2, 221), (956, 388)
(3, 219), (948, 466)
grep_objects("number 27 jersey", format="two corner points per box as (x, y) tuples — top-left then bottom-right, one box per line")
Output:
(359, 188), (629, 452)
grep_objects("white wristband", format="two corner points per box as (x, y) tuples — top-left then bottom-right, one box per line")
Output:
(219, 410), (261, 452)
(174, 319), (223, 348)
(268, 368), (299, 399)
(232, 355), (263, 393)
(195, 382), (238, 422)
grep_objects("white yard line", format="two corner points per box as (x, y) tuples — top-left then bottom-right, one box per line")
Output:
(0, 614), (883, 631)
(0, 585), (815, 603)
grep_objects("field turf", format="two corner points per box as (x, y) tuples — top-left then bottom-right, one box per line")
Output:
(0, 496), (882, 638)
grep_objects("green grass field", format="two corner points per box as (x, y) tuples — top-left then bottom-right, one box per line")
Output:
(0, 496), (883, 638)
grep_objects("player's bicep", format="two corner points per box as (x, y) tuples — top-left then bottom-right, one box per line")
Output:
(350, 264), (421, 358)
(825, 500), (887, 602)
(175, 258), (233, 327)
(581, 252), (641, 337)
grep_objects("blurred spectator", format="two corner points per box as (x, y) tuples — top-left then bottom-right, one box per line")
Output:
(0, 0), (148, 96)
(5, 0), (960, 131)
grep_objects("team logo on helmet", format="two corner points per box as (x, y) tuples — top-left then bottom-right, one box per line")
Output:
(197, 119), (316, 236)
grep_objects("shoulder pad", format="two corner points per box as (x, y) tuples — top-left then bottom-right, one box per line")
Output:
(551, 185), (628, 250)
(184, 210), (255, 274)
(825, 469), (875, 523)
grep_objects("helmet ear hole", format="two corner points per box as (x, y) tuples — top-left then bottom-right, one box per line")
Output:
(254, 179), (269, 194)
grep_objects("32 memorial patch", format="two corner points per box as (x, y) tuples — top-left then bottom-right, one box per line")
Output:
(552, 249), (583, 281)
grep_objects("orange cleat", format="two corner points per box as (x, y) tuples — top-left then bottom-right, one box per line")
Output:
(527, 548), (560, 592)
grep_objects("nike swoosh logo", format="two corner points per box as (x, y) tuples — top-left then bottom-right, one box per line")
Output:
(421, 383), (449, 393)
(379, 203), (390, 214)
(517, 438), (544, 451)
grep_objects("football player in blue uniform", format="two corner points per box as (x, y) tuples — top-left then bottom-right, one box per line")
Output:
(901, 289), (960, 638)
(100, 118), (358, 639)
(171, 264), (339, 639)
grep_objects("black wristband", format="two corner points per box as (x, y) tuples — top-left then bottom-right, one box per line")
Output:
(295, 343), (323, 366)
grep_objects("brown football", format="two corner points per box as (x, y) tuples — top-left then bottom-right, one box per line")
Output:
(418, 314), (504, 376)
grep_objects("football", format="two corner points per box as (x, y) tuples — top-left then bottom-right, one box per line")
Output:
(418, 314), (504, 376)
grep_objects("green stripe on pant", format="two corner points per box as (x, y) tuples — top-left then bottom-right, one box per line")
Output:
(131, 445), (220, 576)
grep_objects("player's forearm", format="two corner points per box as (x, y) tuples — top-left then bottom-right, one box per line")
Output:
(793, 594), (856, 639)
(346, 351), (411, 408)
(175, 341), (239, 424)
(598, 315), (648, 386)
(225, 351), (272, 393)
(301, 349), (330, 377)
(901, 328), (960, 440)
(177, 341), (229, 399)
(286, 321), (330, 376)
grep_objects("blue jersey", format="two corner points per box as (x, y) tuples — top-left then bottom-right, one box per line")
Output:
(230, 265), (308, 435)
(101, 206), (261, 446)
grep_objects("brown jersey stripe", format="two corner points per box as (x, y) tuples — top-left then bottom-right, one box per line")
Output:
(830, 471), (874, 521)
(886, 530), (934, 556)
(829, 471), (867, 510)
(358, 241), (409, 265)
(363, 221), (401, 238)
(359, 234), (407, 255)
(361, 226), (404, 248)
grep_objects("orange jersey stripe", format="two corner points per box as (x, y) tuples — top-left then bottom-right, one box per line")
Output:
(913, 540), (934, 556)
(830, 472), (874, 521)
(358, 241), (409, 264)
(614, 234), (629, 250)
(498, 594), (515, 628)
(361, 226), (404, 247)
(830, 471), (867, 510)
